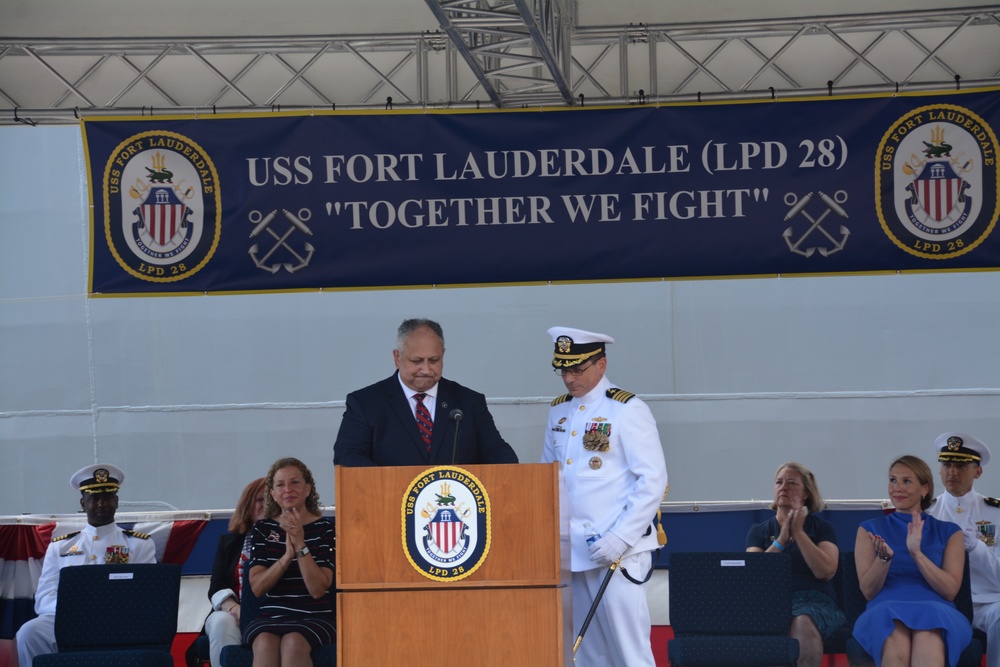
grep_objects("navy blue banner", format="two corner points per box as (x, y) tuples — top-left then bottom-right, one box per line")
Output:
(82, 89), (1000, 295)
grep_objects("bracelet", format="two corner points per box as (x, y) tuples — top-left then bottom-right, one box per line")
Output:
(771, 539), (786, 552)
(877, 550), (892, 563)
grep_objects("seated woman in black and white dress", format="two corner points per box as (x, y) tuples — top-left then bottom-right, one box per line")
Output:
(245, 457), (335, 667)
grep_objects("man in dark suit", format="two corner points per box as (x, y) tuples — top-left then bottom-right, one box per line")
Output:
(333, 318), (519, 467)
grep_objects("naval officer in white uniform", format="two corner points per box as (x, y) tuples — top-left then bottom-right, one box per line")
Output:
(15, 463), (157, 666)
(927, 432), (1000, 667)
(541, 326), (668, 667)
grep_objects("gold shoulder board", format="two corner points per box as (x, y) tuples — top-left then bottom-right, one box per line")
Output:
(52, 531), (81, 542)
(606, 388), (635, 403)
(985, 497), (1000, 509)
(551, 393), (571, 406)
(123, 529), (151, 539)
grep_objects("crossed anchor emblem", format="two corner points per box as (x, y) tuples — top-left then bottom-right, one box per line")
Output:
(782, 191), (850, 257)
(248, 208), (315, 274)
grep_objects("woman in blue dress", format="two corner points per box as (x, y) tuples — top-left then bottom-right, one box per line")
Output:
(854, 455), (971, 667)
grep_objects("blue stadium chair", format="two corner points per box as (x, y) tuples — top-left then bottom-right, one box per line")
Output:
(820, 552), (855, 657)
(841, 552), (983, 667)
(34, 563), (181, 667)
(219, 567), (336, 667)
(667, 551), (799, 666)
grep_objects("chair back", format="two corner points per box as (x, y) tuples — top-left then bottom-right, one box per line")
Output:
(820, 552), (856, 655)
(54, 563), (181, 652)
(669, 551), (792, 635)
(836, 552), (868, 627)
(955, 551), (975, 622)
(239, 562), (261, 636)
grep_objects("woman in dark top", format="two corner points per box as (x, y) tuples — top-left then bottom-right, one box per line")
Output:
(202, 477), (265, 667)
(746, 461), (845, 667)
(245, 457), (335, 666)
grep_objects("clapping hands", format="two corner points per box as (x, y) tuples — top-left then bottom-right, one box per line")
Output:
(777, 503), (808, 547)
(279, 507), (305, 554)
(870, 533), (894, 562)
(788, 504), (809, 533)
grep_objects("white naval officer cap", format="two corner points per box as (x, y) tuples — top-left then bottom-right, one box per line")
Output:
(70, 463), (125, 494)
(935, 432), (991, 466)
(547, 327), (614, 369)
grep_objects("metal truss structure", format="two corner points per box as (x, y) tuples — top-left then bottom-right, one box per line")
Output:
(1, 3), (998, 126)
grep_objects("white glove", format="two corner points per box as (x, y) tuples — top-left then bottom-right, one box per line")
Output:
(962, 525), (981, 552)
(588, 531), (628, 566)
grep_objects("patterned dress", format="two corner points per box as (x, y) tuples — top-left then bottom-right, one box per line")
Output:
(243, 516), (336, 649)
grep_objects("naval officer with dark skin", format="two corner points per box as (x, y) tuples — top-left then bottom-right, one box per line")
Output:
(15, 463), (157, 667)
(333, 318), (518, 467)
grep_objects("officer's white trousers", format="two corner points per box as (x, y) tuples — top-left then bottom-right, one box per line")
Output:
(572, 550), (655, 667)
(974, 600), (1000, 667)
(15, 614), (56, 667)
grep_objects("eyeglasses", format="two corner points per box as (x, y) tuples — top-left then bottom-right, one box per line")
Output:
(554, 360), (597, 377)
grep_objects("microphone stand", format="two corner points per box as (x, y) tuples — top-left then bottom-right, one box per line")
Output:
(449, 409), (463, 465)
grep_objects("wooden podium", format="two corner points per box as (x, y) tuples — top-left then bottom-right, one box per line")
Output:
(335, 463), (570, 667)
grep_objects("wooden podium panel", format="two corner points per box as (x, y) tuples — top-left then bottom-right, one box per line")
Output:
(337, 587), (571, 667)
(335, 463), (565, 589)
(335, 463), (570, 666)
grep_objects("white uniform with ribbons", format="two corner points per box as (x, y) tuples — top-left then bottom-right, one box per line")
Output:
(542, 374), (668, 667)
(929, 489), (1000, 667)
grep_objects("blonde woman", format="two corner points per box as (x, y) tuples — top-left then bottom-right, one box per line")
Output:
(853, 455), (971, 667)
(746, 461), (844, 667)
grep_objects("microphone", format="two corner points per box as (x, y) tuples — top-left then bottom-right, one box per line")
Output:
(449, 409), (464, 465)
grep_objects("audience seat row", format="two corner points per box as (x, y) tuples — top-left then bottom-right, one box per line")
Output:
(667, 551), (985, 667)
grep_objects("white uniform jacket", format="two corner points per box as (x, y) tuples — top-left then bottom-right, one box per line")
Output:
(33, 522), (157, 616)
(929, 490), (1000, 605)
(542, 375), (668, 572)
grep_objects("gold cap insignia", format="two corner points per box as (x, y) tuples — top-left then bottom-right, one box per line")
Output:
(556, 336), (572, 354)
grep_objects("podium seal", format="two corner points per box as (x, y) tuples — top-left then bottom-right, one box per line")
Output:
(401, 466), (492, 582)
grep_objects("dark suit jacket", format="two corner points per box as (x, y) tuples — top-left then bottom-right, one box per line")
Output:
(333, 373), (518, 467)
(209, 531), (245, 602)
(193, 531), (245, 640)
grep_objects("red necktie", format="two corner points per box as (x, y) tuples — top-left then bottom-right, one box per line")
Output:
(414, 393), (433, 453)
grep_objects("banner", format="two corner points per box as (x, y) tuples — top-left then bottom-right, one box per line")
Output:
(82, 89), (1000, 295)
